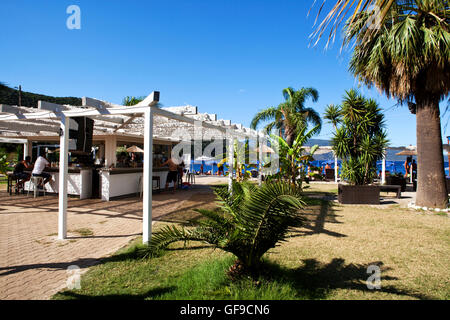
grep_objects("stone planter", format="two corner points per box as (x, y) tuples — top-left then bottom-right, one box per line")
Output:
(338, 184), (380, 204)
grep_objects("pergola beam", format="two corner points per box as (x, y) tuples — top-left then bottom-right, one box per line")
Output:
(0, 121), (59, 133)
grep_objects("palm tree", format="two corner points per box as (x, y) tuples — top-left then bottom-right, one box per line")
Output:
(324, 104), (342, 130)
(250, 87), (321, 147)
(146, 181), (305, 275)
(340, 1), (449, 208)
(122, 96), (145, 106)
(310, 0), (399, 47)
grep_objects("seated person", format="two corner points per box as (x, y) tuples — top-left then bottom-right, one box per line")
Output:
(13, 156), (32, 189)
(32, 153), (52, 189)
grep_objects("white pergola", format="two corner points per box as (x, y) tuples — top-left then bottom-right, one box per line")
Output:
(0, 92), (269, 244)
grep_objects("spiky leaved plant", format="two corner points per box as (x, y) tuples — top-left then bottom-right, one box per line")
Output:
(330, 89), (389, 185)
(146, 181), (305, 275)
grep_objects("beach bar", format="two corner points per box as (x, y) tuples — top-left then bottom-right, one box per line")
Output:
(0, 92), (269, 244)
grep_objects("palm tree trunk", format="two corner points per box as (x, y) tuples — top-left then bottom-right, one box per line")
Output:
(415, 95), (448, 209)
(286, 134), (294, 147)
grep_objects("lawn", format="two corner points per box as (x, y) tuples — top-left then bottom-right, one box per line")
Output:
(53, 183), (450, 300)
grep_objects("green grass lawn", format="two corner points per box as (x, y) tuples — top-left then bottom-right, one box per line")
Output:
(53, 187), (450, 300)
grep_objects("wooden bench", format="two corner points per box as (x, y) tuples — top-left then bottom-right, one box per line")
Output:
(380, 185), (402, 199)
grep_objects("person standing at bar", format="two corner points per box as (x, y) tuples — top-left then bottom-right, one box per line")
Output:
(162, 157), (178, 194)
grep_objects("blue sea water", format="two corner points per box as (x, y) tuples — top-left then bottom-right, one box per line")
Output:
(310, 160), (450, 176)
(188, 160), (450, 176)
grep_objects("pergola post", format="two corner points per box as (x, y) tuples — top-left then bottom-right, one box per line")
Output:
(410, 164), (413, 184)
(23, 140), (32, 160)
(142, 108), (154, 244)
(104, 136), (117, 168)
(258, 134), (263, 187)
(228, 134), (234, 192)
(382, 152), (386, 185)
(58, 114), (69, 240)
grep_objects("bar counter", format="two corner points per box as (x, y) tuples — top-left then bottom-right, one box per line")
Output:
(99, 167), (169, 201)
(23, 167), (93, 199)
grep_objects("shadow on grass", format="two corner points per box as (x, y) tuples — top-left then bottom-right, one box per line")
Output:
(54, 286), (177, 300)
(54, 255), (433, 300)
(288, 198), (347, 238)
(259, 257), (432, 300)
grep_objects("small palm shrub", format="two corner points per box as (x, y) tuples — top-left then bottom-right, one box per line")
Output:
(0, 153), (9, 175)
(146, 181), (305, 276)
(327, 89), (389, 185)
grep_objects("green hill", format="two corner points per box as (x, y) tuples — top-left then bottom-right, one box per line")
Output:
(0, 82), (81, 108)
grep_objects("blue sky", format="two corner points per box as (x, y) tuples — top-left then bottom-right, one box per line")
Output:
(0, 0), (448, 146)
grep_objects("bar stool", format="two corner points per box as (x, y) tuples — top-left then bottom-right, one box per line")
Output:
(27, 176), (46, 198)
(139, 176), (161, 198)
(186, 172), (195, 184)
(7, 173), (17, 196)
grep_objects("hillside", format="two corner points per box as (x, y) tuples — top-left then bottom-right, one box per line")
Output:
(305, 138), (424, 161)
(0, 82), (81, 108)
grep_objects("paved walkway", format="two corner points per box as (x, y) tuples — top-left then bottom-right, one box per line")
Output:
(0, 182), (216, 300)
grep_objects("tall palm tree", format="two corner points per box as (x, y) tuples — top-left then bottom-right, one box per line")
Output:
(310, 0), (398, 47)
(340, 1), (449, 208)
(324, 104), (342, 130)
(122, 96), (145, 106)
(251, 87), (322, 147)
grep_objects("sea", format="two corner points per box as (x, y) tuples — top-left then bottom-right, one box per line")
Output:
(188, 160), (450, 176)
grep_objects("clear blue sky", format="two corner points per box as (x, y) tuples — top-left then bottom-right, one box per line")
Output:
(1, 0), (448, 146)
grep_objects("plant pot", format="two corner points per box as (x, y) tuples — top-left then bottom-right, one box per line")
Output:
(338, 184), (380, 204)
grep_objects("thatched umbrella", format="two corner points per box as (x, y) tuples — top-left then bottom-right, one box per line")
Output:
(126, 145), (144, 153)
(395, 149), (417, 156)
(255, 145), (275, 154)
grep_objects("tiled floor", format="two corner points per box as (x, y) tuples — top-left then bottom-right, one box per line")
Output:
(0, 184), (215, 300)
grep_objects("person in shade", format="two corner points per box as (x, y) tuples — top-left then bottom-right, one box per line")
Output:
(13, 156), (32, 190)
(404, 156), (411, 178)
(412, 159), (418, 191)
(32, 152), (52, 189)
(218, 163), (224, 176)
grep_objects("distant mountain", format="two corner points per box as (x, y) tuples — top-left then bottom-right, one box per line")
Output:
(305, 138), (425, 161)
(0, 82), (81, 108)
(305, 139), (332, 147)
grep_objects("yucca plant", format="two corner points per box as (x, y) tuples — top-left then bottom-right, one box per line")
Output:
(146, 181), (305, 275)
(329, 89), (389, 185)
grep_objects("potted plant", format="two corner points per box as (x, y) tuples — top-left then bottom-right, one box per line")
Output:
(325, 89), (389, 204)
